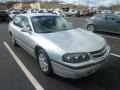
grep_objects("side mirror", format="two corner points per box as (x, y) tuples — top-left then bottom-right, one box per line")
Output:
(21, 27), (31, 33)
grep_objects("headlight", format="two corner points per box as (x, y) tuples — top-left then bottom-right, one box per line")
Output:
(62, 53), (90, 63)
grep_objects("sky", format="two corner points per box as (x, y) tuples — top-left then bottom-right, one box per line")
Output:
(66, 0), (120, 7)
(1, 0), (120, 7)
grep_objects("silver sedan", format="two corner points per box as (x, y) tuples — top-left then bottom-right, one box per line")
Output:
(8, 13), (110, 79)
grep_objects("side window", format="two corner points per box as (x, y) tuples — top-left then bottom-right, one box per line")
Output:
(96, 16), (102, 20)
(13, 16), (22, 26)
(106, 15), (113, 20)
(106, 15), (117, 21)
(13, 16), (30, 29)
(21, 16), (30, 28)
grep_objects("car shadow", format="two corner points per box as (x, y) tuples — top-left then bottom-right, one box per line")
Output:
(50, 55), (120, 90)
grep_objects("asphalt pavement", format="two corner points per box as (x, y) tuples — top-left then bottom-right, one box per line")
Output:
(0, 24), (35, 90)
(0, 17), (120, 90)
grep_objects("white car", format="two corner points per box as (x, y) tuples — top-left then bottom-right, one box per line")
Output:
(8, 13), (110, 79)
(115, 11), (120, 15)
(53, 10), (61, 16)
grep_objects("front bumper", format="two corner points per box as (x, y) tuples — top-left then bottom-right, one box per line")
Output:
(51, 57), (108, 79)
(51, 46), (110, 79)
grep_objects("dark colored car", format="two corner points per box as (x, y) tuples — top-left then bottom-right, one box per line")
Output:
(74, 10), (80, 17)
(0, 10), (10, 22)
(87, 14), (120, 33)
(75, 10), (95, 17)
(47, 10), (54, 14)
(81, 10), (95, 17)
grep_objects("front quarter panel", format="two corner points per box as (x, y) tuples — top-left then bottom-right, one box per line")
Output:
(32, 33), (65, 63)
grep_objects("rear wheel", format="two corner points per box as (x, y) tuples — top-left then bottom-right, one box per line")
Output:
(37, 49), (53, 75)
(87, 24), (95, 32)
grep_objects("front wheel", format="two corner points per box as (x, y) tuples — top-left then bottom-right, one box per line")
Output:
(87, 24), (95, 32)
(37, 49), (53, 75)
(11, 35), (18, 46)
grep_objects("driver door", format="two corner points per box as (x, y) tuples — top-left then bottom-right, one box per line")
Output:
(111, 15), (120, 33)
(18, 16), (35, 56)
(105, 15), (118, 33)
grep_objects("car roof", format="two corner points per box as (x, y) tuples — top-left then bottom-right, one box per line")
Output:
(19, 13), (58, 17)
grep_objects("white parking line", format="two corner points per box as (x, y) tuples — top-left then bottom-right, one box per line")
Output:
(110, 53), (120, 58)
(102, 35), (120, 40)
(3, 42), (44, 90)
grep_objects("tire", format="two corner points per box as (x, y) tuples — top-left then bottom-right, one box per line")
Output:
(11, 34), (18, 46)
(87, 24), (95, 32)
(37, 49), (53, 75)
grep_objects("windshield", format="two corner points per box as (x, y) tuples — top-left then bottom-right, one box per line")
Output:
(31, 16), (74, 33)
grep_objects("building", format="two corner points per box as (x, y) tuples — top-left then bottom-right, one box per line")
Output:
(12, 3), (88, 10)
(13, 3), (22, 10)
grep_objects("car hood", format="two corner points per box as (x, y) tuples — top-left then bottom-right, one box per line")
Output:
(38, 28), (106, 53)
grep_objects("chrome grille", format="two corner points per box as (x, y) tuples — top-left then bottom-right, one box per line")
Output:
(90, 46), (106, 59)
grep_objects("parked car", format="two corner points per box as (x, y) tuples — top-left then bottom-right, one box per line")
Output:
(74, 10), (95, 17)
(115, 11), (120, 15)
(74, 10), (81, 17)
(101, 10), (109, 14)
(8, 13), (110, 79)
(87, 14), (120, 33)
(101, 10), (114, 14)
(66, 9), (78, 17)
(53, 10), (61, 16)
(21, 10), (27, 14)
(80, 10), (95, 17)
(9, 11), (20, 19)
(0, 10), (10, 22)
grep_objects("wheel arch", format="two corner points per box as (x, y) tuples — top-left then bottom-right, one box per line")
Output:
(35, 45), (54, 75)
(9, 31), (12, 36)
(87, 24), (94, 28)
(34, 45), (48, 58)
(87, 24), (96, 31)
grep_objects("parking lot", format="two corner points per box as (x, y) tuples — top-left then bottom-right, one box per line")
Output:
(1, 17), (120, 90)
